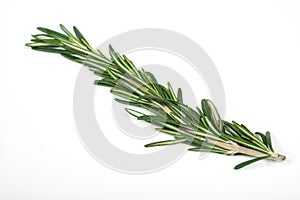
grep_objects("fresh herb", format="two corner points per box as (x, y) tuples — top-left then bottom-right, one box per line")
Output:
(26, 25), (286, 169)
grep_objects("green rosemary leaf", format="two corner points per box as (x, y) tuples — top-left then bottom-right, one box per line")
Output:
(159, 84), (172, 99)
(94, 79), (116, 87)
(60, 53), (83, 63)
(59, 24), (77, 40)
(25, 42), (57, 47)
(30, 38), (61, 45)
(155, 128), (181, 136)
(31, 33), (52, 39)
(196, 106), (203, 116)
(145, 139), (187, 147)
(234, 156), (270, 170)
(31, 47), (65, 54)
(145, 71), (158, 83)
(60, 41), (89, 55)
(114, 98), (134, 105)
(224, 123), (240, 137)
(110, 88), (139, 100)
(199, 116), (209, 129)
(265, 131), (274, 152)
(109, 45), (132, 75)
(177, 88), (183, 104)
(153, 83), (165, 98)
(73, 26), (94, 51)
(202, 115), (221, 135)
(125, 108), (146, 118)
(231, 121), (268, 150)
(142, 94), (177, 104)
(37, 27), (69, 40)
(178, 104), (199, 123)
(72, 26), (87, 43)
(96, 49), (108, 59)
(122, 55), (135, 67)
(255, 132), (268, 146)
(201, 99), (222, 132)
(167, 82), (177, 101)
(138, 115), (179, 127)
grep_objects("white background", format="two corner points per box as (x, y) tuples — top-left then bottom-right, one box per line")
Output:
(1, 0), (300, 199)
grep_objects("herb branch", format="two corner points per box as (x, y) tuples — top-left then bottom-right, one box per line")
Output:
(26, 25), (286, 169)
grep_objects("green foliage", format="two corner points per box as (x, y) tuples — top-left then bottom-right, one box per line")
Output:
(26, 25), (285, 170)
(234, 156), (270, 170)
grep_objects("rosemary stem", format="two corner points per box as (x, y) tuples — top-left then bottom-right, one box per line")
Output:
(207, 139), (286, 161)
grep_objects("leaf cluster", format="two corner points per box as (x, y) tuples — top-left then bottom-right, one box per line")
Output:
(26, 25), (283, 169)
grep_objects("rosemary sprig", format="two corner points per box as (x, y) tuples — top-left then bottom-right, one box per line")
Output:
(26, 25), (286, 169)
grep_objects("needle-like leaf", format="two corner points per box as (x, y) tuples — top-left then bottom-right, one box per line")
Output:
(265, 131), (274, 152)
(177, 88), (183, 104)
(145, 139), (187, 147)
(201, 99), (223, 132)
(234, 156), (270, 170)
